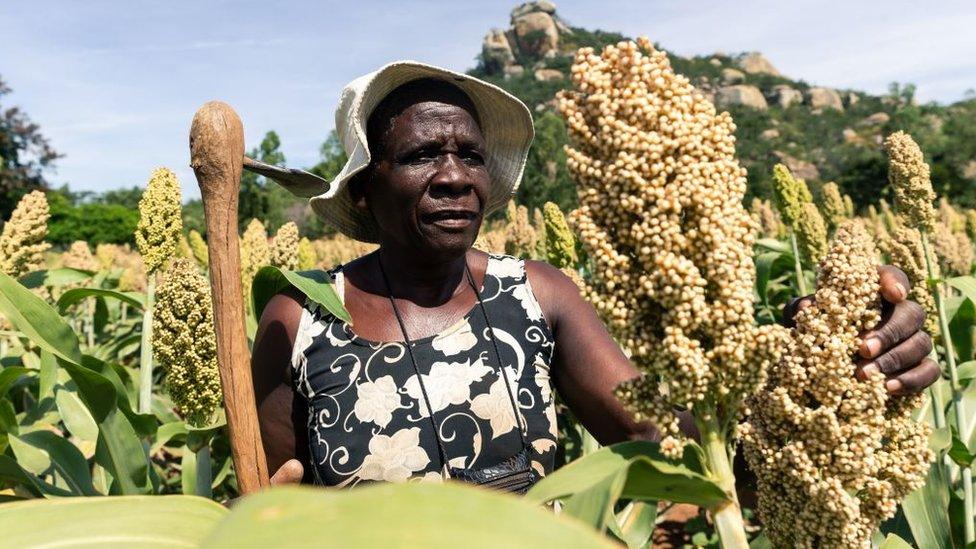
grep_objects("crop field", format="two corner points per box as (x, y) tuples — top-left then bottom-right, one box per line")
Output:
(0, 37), (973, 549)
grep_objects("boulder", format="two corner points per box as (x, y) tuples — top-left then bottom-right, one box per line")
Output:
(806, 87), (844, 111)
(842, 128), (862, 144)
(715, 85), (768, 110)
(512, 11), (560, 57)
(721, 68), (745, 84)
(858, 112), (890, 127)
(769, 85), (802, 108)
(534, 68), (564, 82)
(844, 92), (860, 107)
(737, 52), (780, 76)
(761, 128), (780, 140)
(503, 64), (525, 80)
(709, 58), (722, 67)
(963, 160), (976, 180)
(774, 152), (820, 182)
(511, 0), (557, 18)
(482, 29), (515, 73)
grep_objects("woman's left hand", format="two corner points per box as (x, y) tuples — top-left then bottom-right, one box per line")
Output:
(782, 264), (941, 395)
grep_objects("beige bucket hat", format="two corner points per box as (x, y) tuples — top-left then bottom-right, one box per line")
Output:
(243, 60), (535, 243)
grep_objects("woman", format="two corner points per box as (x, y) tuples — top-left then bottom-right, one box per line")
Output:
(248, 61), (938, 489)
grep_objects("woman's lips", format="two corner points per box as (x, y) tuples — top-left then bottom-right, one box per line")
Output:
(422, 209), (478, 230)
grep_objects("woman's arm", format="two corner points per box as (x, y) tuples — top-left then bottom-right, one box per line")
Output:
(526, 261), (936, 445)
(251, 286), (310, 483)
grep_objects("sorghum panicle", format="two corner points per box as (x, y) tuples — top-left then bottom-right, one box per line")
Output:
(240, 218), (270, 305)
(271, 221), (300, 270)
(62, 241), (98, 272)
(771, 163), (812, 227)
(796, 202), (829, 265)
(136, 168), (183, 274)
(152, 258), (222, 426)
(742, 221), (931, 548)
(542, 202), (578, 269)
(819, 182), (847, 233)
(297, 237), (317, 270)
(559, 38), (785, 453)
(188, 229), (209, 268)
(883, 131), (935, 234)
(505, 202), (538, 258)
(0, 190), (51, 277)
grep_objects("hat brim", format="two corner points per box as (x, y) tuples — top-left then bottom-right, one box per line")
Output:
(247, 61), (535, 243)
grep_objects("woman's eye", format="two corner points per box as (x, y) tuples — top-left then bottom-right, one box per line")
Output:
(461, 151), (485, 165)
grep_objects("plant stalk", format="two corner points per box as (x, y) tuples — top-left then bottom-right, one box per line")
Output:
(789, 230), (807, 296)
(139, 275), (155, 414)
(922, 234), (974, 544)
(700, 415), (749, 549)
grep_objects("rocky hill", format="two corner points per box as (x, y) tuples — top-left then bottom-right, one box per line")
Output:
(468, 2), (976, 212)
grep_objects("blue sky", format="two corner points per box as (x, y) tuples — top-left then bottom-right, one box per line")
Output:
(2, 0), (974, 200)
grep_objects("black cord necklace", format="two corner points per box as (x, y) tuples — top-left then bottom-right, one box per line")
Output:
(375, 254), (528, 477)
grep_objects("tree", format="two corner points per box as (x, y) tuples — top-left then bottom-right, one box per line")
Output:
(300, 130), (348, 238)
(0, 76), (60, 218)
(239, 130), (294, 231)
(516, 112), (576, 213)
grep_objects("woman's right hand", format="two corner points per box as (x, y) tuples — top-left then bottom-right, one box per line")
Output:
(270, 459), (305, 485)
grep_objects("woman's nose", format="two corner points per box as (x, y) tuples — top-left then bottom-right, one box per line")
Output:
(430, 154), (473, 195)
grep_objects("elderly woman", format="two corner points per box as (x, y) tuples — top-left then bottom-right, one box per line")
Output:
(249, 62), (938, 491)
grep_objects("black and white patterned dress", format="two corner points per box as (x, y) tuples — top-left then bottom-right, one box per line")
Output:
(290, 254), (558, 487)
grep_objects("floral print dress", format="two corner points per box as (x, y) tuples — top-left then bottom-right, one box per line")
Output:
(290, 254), (558, 487)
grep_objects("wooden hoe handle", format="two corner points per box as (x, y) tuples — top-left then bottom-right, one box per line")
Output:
(189, 101), (271, 493)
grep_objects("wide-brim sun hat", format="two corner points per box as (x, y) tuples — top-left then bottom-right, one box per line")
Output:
(243, 60), (535, 243)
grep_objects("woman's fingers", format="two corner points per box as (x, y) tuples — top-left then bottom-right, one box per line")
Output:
(877, 265), (911, 304)
(858, 299), (926, 359)
(885, 357), (942, 395)
(270, 459), (304, 485)
(856, 330), (932, 379)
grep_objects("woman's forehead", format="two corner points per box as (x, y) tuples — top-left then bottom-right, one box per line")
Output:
(391, 102), (483, 140)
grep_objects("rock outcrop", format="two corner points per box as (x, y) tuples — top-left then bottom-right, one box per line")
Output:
(716, 85), (768, 110)
(774, 152), (821, 182)
(721, 68), (745, 84)
(806, 87), (844, 111)
(481, 1), (572, 76)
(534, 68), (564, 82)
(737, 52), (780, 76)
(769, 85), (802, 108)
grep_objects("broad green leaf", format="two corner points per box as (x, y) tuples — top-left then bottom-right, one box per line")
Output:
(948, 276), (976, 305)
(959, 361), (976, 381)
(526, 441), (728, 509)
(878, 534), (914, 549)
(211, 456), (233, 489)
(749, 533), (772, 548)
(0, 270), (83, 365)
(948, 433), (975, 466)
(620, 456), (728, 507)
(18, 268), (92, 289)
(527, 441), (666, 503)
(150, 421), (189, 455)
(38, 349), (57, 400)
(57, 287), (145, 313)
(11, 430), (98, 496)
(615, 500), (657, 549)
(563, 467), (627, 531)
(8, 433), (51, 474)
(0, 366), (30, 398)
(0, 454), (72, 498)
(56, 387), (99, 441)
(928, 427), (952, 453)
(756, 238), (792, 255)
(948, 297), (975, 362)
(252, 266), (350, 323)
(0, 495), (226, 547)
(903, 462), (952, 549)
(56, 357), (151, 495)
(204, 484), (613, 548)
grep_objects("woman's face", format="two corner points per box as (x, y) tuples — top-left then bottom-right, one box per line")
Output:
(358, 99), (490, 260)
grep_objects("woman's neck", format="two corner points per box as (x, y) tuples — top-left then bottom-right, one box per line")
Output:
(374, 246), (469, 306)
